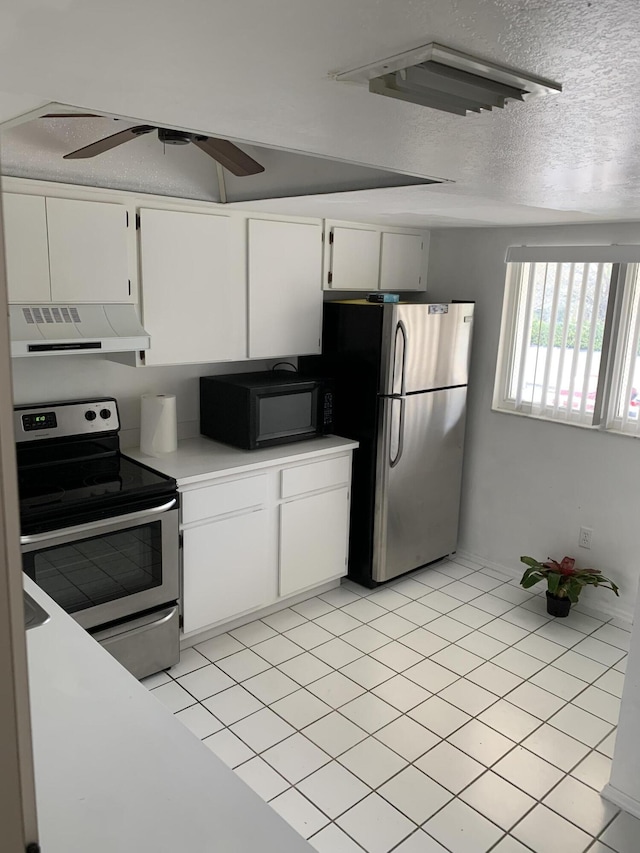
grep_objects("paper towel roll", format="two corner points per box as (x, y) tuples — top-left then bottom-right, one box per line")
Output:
(140, 394), (177, 456)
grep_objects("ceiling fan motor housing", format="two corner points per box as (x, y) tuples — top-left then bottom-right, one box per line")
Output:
(157, 128), (192, 145)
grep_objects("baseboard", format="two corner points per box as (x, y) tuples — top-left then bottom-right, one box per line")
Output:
(602, 783), (640, 819)
(455, 549), (635, 625)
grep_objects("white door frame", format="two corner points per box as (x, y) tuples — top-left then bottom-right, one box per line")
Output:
(0, 173), (39, 848)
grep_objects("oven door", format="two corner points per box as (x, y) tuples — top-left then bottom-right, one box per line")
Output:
(20, 499), (179, 631)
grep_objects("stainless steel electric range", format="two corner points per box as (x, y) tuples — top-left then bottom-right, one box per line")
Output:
(15, 397), (180, 679)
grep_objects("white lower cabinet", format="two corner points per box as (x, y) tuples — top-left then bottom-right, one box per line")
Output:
(179, 450), (353, 636)
(279, 487), (349, 596)
(182, 509), (273, 634)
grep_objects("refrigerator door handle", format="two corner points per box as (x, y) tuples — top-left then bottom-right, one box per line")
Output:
(389, 397), (405, 467)
(392, 321), (408, 396)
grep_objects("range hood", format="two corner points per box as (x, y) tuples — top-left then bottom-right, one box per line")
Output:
(10, 304), (150, 357)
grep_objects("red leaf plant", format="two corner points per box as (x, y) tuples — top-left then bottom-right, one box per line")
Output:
(520, 555), (618, 603)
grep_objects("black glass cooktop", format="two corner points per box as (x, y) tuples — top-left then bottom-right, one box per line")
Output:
(18, 453), (177, 534)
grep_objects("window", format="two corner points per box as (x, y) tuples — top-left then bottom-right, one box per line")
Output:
(494, 245), (640, 436)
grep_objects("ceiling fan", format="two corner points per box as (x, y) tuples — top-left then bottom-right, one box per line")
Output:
(42, 115), (265, 177)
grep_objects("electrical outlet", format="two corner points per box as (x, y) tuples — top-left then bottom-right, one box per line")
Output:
(579, 526), (593, 549)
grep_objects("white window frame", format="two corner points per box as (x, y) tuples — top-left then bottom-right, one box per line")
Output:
(607, 262), (640, 437)
(494, 245), (640, 436)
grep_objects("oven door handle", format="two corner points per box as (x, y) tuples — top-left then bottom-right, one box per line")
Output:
(20, 498), (177, 546)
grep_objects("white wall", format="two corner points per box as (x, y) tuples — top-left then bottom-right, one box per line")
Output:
(427, 222), (640, 621)
(604, 585), (640, 814)
(11, 355), (280, 449)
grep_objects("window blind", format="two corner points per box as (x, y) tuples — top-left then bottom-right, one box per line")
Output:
(499, 260), (614, 426)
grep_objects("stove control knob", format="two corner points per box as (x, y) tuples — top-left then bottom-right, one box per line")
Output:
(85, 410), (97, 421)
(100, 408), (112, 420)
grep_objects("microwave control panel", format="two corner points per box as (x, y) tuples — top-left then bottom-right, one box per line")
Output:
(323, 390), (334, 428)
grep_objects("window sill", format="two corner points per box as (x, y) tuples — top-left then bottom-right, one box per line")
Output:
(492, 404), (640, 440)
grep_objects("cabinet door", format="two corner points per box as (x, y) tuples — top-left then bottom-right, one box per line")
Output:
(248, 218), (322, 358)
(379, 232), (425, 291)
(327, 226), (380, 291)
(279, 487), (349, 597)
(2, 194), (51, 303)
(46, 197), (133, 303)
(139, 208), (244, 366)
(182, 509), (272, 634)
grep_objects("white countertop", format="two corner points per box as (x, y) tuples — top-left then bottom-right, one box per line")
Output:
(25, 577), (312, 853)
(125, 434), (359, 486)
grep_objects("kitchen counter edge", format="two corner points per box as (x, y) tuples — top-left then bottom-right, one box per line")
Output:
(24, 576), (313, 853)
(125, 434), (359, 486)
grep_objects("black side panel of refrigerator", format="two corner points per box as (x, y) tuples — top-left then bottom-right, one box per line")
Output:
(299, 302), (385, 587)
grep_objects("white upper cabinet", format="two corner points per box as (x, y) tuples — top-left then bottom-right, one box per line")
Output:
(247, 217), (323, 359)
(324, 219), (428, 292)
(326, 225), (380, 291)
(2, 179), (428, 363)
(139, 208), (245, 366)
(4, 193), (134, 305)
(2, 194), (51, 303)
(379, 232), (425, 291)
(46, 197), (133, 303)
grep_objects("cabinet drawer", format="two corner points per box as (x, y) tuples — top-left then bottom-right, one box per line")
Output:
(182, 474), (267, 524)
(281, 455), (350, 499)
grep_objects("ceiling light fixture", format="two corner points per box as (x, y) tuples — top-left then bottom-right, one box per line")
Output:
(335, 43), (561, 116)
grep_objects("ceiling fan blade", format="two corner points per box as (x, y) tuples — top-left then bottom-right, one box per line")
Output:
(43, 113), (104, 118)
(63, 125), (155, 159)
(192, 136), (264, 176)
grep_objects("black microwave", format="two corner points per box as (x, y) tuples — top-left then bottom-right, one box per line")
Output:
(200, 371), (334, 450)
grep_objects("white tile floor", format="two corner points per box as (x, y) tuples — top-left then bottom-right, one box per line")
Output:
(144, 556), (639, 853)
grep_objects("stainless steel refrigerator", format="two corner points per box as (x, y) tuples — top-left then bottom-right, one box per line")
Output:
(303, 300), (474, 586)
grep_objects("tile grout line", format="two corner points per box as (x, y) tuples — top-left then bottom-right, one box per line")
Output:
(148, 558), (628, 853)
(159, 571), (623, 774)
(160, 594), (624, 769)
(172, 668), (614, 842)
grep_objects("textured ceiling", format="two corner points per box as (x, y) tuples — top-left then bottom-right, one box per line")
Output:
(0, 0), (639, 226)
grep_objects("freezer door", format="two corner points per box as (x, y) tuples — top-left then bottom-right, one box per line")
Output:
(380, 303), (474, 395)
(372, 387), (467, 583)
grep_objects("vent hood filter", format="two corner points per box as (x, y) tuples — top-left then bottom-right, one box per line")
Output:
(335, 43), (561, 116)
(10, 303), (150, 357)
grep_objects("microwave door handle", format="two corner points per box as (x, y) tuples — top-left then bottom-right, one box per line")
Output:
(20, 498), (177, 546)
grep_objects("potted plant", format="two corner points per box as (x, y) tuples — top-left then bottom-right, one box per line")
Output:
(520, 555), (619, 617)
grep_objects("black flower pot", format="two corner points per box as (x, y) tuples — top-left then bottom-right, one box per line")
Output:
(546, 590), (571, 617)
